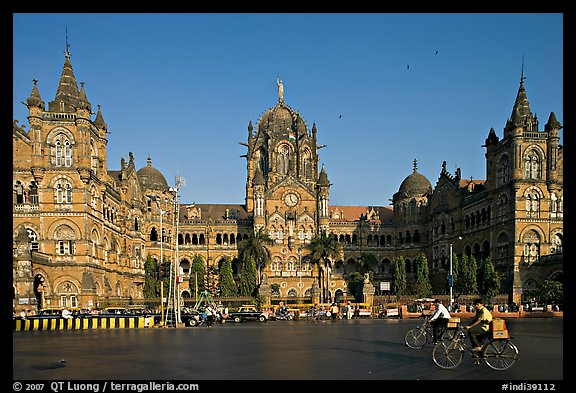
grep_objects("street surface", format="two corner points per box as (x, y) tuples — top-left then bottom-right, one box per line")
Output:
(13, 318), (562, 383)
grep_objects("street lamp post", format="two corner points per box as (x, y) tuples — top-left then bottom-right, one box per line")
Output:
(148, 195), (165, 325)
(449, 242), (453, 311)
(449, 236), (462, 312)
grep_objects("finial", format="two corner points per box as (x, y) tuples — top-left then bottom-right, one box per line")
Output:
(32, 79), (38, 85)
(277, 77), (284, 102)
(413, 159), (418, 172)
(520, 55), (526, 84)
(65, 26), (71, 59)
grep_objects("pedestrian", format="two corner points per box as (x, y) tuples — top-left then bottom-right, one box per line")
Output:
(330, 303), (339, 320)
(205, 305), (214, 327)
(354, 304), (360, 319)
(61, 307), (73, 320)
(346, 302), (352, 319)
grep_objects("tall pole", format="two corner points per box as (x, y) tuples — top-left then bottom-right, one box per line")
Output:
(449, 243), (453, 311)
(159, 202), (163, 323)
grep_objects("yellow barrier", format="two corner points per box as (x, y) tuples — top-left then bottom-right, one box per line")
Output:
(13, 316), (156, 331)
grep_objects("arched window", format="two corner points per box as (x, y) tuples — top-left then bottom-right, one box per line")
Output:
(29, 181), (38, 204)
(522, 230), (540, 263)
(64, 140), (72, 167)
(497, 154), (510, 186)
(277, 145), (290, 175)
(90, 141), (98, 174)
(57, 281), (79, 308)
(550, 233), (563, 254)
(55, 140), (63, 166)
(524, 150), (542, 180)
(301, 149), (312, 179)
(496, 232), (509, 260)
(525, 189), (540, 218)
(26, 228), (39, 251)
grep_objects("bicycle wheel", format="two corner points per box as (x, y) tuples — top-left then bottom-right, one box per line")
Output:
(441, 328), (459, 340)
(432, 340), (464, 369)
(482, 340), (519, 371)
(405, 328), (428, 348)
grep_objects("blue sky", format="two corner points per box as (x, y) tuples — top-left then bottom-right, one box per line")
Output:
(12, 13), (563, 206)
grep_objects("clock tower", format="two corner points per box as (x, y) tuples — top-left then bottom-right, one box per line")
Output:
(241, 79), (329, 250)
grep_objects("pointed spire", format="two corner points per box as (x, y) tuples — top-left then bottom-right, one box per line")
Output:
(248, 120), (253, 138)
(93, 104), (107, 130)
(48, 32), (80, 112)
(510, 61), (534, 124)
(26, 79), (45, 109)
(252, 167), (265, 185)
(318, 164), (330, 186)
(545, 112), (562, 131)
(485, 127), (499, 145)
(76, 81), (92, 111)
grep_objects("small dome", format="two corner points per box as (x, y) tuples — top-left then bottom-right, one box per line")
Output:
(398, 160), (432, 198)
(137, 157), (169, 191)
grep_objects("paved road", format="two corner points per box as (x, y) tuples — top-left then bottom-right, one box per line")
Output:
(13, 318), (562, 382)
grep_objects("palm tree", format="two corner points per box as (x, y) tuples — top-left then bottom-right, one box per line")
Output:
(238, 227), (273, 286)
(306, 230), (343, 303)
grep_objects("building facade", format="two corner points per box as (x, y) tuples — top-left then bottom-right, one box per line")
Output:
(12, 50), (563, 313)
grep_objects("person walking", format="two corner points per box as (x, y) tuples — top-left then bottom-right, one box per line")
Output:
(330, 303), (339, 320)
(465, 298), (493, 352)
(428, 299), (451, 343)
(205, 305), (214, 327)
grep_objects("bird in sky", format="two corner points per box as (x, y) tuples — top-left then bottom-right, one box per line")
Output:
(339, 115), (342, 118)
(435, 50), (439, 55)
(407, 64), (410, 69)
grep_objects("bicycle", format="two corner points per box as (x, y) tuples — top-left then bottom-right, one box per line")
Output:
(404, 317), (455, 348)
(432, 324), (519, 370)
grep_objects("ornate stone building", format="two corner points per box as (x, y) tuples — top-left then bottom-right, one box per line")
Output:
(13, 49), (563, 312)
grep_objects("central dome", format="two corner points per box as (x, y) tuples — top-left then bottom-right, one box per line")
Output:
(397, 160), (432, 197)
(137, 157), (169, 191)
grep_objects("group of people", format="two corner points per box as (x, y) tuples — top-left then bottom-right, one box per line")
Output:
(427, 298), (493, 351)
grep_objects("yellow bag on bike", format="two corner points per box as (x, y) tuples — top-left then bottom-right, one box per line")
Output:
(491, 318), (509, 339)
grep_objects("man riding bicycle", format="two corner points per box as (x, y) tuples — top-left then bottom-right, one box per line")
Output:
(465, 298), (493, 352)
(428, 299), (451, 343)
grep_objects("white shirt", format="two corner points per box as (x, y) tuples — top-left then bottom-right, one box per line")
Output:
(429, 303), (451, 321)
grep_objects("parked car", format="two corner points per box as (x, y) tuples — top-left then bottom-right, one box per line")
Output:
(227, 305), (268, 323)
(154, 307), (205, 327)
(100, 307), (131, 315)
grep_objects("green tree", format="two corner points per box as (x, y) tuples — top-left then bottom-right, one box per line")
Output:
(457, 254), (478, 295)
(189, 254), (206, 298)
(357, 252), (379, 276)
(305, 230), (343, 303)
(143, 253), (159, 298)
(239, 227), (273, 286)
(413, 253), (432, 297)
(345, 272), (364, 302)
(239, 256), (258, 297)
(218, 256), (237, 297)
(478, 257), (500, 300)
(392, 256), (407, 299)
(535, 280), (563, 305)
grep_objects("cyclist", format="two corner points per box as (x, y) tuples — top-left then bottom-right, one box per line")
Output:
(428, 299), (451, 343)
(465, 298), (493, 352)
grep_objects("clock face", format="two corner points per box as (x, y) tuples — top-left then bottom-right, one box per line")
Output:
(284, 192), (299, 207)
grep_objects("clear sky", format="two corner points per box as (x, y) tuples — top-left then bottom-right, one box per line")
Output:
(12, 13), (563, 206)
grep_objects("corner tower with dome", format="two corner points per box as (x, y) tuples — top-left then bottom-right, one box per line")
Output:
(13, 45), (562, 311)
